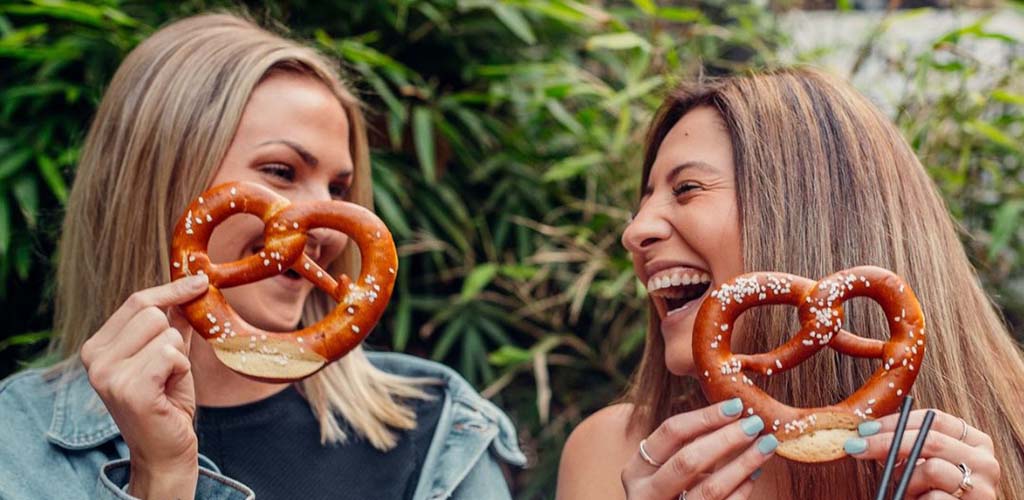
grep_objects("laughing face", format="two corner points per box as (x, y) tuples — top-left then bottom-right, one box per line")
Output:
(622, 106), (744, 376)
(205, 72), (354, 332)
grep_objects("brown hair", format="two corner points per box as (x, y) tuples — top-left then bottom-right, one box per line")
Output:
(625, 67), (1024, 498)
(47, 12), (427, 450)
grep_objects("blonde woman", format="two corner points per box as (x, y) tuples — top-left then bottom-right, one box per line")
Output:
(0, 13), (523, 500)
(558, 68), (1024, 499)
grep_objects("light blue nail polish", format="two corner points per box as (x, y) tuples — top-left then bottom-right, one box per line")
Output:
(750, 468), (763, 480)
(844, 437), (868, 455)
(741, 416), (764, 436)
(757, 434), (778, 454)
(721, 398), (743, 417)
(858, 421), (882, 437)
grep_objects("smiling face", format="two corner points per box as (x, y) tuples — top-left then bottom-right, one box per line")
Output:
(205, 72), (354, 332)
(622, 106), (744, 375)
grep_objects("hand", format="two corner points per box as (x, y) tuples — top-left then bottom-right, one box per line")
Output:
(621, 399), (777, 500)
(80, 274), (209, 497)
(845, 409), (1000, 499)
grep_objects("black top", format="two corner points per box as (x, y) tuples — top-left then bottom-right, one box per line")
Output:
(195, 383), (443, 500)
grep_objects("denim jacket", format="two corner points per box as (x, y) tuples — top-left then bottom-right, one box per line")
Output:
(0, 351), (526, 499)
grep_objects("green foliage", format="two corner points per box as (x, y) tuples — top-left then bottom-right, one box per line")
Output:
(1, 1), (1021, 497)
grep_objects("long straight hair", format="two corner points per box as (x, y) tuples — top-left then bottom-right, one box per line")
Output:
(47, 13), (427, 450)
(625, 67), (1024, 498)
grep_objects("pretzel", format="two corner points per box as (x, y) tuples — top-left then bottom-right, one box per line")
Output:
(692, 266), (926, 463)
(170, 181), (397, 382)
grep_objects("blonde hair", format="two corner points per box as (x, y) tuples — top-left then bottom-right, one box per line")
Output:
(625, 67), (1024, 498)
(46, 12), (427, 450)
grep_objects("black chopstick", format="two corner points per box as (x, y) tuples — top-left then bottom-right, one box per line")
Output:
(892, 410), (936, 500)
(874, 396), (915, 500)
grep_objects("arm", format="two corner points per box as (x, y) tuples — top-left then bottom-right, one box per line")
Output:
(557, 404), (640, 500)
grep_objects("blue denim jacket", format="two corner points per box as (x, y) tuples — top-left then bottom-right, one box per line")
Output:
(0, 351), (525, 499)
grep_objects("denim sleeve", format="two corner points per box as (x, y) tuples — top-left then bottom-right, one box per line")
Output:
(98, 459), (255, 500)
(449, 451), (513, 500)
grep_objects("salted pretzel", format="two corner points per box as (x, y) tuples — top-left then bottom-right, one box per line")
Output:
(693, 266), (926, 463)
(170, 181), (397, 382)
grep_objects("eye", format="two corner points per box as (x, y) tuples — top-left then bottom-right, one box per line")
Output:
(329, 182), (351, 200)
(259, 163), (295, 182)
(672, 181), (700, 196)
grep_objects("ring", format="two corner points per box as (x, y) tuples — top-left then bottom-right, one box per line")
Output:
(957, 417), (969, 442)
(678, 491), (687, 500)
(951, 462), (974, 498)
(639, 439), (663, 468)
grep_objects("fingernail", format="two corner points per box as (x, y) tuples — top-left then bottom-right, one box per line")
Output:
(741, 416), (764, 436)
(757, 434), (778, 454)
(721, 398), (743, 417)
(750, 468), (763, 480)
(844, 437), (868, 455)
(858, 421), (882, 437)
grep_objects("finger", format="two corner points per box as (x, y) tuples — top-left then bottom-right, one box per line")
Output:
(127, 329), (191, 393)
(722, 478), (755, 500)
(846, 428), (981, 467)
(679, 435), (777, 500)
(865, 409), (991, 450)
(902, 458), (962, 497)
(167, 307), (194, 356)
(90, 275), (209, 348)
(630, 398), (746, 470)
(99, 306), (173, 362)
(648, 415), (769, 494)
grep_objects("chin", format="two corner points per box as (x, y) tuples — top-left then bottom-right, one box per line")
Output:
(664, 346), (696, 377)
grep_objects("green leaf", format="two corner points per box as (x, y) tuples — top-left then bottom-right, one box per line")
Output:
(491, 4), (536, 45)
(656, 7), (704, 23)
(0, 195), (9, 256)
(13, 240), (31, 280)
(0, 330), (50, 353)
(988, 201), (1023, 260)
(586, 32), (651, 52)
(967, 120), (1022, 153)
(412, 106), (437, 182)
(37, 155), (67, 202)
(991, 90), (1024, 107)
(461, 263), (498, 301)
(489, 345), (532, 366)
(12, 174), (38, 228)
(631, 0), (657, 15)
(541, 152), (603, 182)
(431, 313), (469, 361)
(0, 147), (32, 181)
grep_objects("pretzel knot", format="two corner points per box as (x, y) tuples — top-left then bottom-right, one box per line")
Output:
(693, 266), (926, 463)
(170, 182), (398, 382)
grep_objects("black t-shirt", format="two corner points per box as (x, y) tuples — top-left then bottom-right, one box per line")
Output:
(195, 383), (443, 500)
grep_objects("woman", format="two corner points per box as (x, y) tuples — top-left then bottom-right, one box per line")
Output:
(0, 13), (523, 499)
(558, 68), (1024, 499)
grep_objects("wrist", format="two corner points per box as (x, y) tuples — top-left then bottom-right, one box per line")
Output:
(128, 458), (198, 500)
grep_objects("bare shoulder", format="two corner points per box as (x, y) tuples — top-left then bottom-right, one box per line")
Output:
(557, 403), (645, 500)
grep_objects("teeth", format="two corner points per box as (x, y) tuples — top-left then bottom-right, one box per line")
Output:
(646, 269), (711, 292)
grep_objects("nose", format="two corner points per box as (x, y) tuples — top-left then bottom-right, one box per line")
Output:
(621, 200), (671, 254)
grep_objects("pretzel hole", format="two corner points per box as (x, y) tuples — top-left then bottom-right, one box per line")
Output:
(206, 213), (268, 264)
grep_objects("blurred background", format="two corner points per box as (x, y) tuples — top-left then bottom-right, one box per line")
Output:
(1, 0), (1021, 497)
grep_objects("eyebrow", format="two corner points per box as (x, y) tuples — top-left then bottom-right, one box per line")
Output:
(259, 139), (320, 168)
(642, 160), (719, 196)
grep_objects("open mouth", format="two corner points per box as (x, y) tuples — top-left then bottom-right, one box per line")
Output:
(647, 269), (712, 315)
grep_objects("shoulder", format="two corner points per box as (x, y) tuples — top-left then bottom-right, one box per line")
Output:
(558, 403), (642, 500)
(365, 351), (526, 466)
(0, 367), (59, 435)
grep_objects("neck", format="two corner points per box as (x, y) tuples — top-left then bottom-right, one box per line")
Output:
(188, 332), (291, 407)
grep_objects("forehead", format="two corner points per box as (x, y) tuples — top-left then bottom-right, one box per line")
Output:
(235, 73), (350, 151)
(647, 106), (733, 183)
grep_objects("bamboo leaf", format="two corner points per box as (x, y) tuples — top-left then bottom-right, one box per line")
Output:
(541, 152), (603, 182)
(988, 201), (1023, 260)
(461, 263), (498, 301)
(412, 106), (437, 182)
(11, 174), (38, 228)
(586, 32), (650, 52)
(491, 4), (536, 45)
